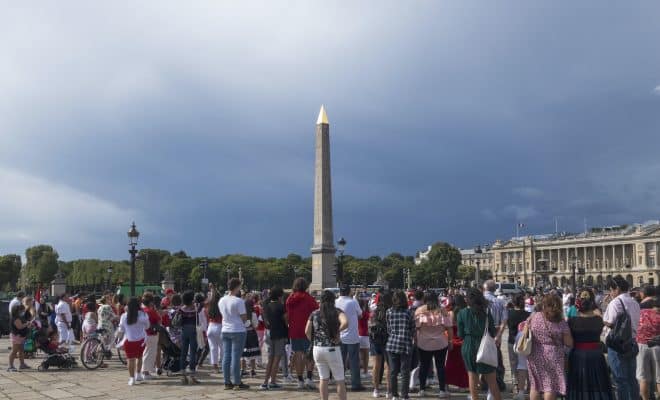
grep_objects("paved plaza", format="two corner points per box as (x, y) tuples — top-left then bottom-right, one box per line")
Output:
(0, 337), (516, 400)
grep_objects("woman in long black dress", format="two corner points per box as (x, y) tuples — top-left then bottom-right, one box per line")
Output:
(566, 289), (613, 400)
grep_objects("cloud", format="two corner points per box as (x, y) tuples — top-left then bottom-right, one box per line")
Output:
(503, 205), (539, 220)
(480, 209), (498, 221)
(513, 187), (543, 199)
(0, 167), (137, 258)
(654, 85), (660, 95)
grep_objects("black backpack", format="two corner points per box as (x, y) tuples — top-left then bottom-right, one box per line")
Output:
(605, 298), (637, 357)
(369, 310), (388, 346)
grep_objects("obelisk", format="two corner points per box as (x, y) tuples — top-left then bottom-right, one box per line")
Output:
(310, 105), (336, 292)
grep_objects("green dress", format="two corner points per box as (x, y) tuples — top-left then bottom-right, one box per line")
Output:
(457, 307), (496, 374)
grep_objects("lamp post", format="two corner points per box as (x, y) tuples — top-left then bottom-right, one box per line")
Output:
(474, 245), (482, 287)
(106, 266), (113, 291)
(336, 237), (346, 287)
(199, 259), (209, 291)
(571, 254), (578, 295)
(127, 222), (140, 297)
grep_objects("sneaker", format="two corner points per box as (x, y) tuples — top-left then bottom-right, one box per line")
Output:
(128, 378), (135, 386)
(466, 395), (472, 400)
(284, 375), (295, 383)
(135, 374), (144, 382)
(297, 380), (305, 389)
(438, 390), (449, 398)
(361, 372), (369, 379)
(514, 392), (526, 400)
(18, 364), (31, 370)
(487, 392), (494, 400)
(373, 389), (381, 398)
(224, 384), (235, 390)
(142, 373), (153, 381)
(391, 397), (399, 400)
(6, 366), (17, 372)
(305, 378), (316, 389)
(386, 392), (392, 399)
(259, 384), (269, 390)
(233, 383), (250, 390)
(419, 390), (426, 397)
(268, 383), (282, 389)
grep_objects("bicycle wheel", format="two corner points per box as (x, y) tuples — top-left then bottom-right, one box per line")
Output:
(117, 346), (127, 365)
(80, 337), (104, 370)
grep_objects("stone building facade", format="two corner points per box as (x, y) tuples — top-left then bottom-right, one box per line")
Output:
(488, 221), (660, 288)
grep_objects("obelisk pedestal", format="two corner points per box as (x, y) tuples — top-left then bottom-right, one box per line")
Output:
(310, 105), (336, 292)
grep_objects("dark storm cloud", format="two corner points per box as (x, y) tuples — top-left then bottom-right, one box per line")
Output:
(0, 2), (659, 259)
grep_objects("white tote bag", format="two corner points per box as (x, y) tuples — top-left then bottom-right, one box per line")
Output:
(476, 309), (498, 367)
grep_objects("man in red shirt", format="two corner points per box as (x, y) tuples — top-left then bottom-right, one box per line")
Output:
(285, 278), (318, 389)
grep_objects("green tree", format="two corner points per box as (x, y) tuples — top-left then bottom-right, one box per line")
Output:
(23, 245), (59, 287)
(0, 254), (22, 291)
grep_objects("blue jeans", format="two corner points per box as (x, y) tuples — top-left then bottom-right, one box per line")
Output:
(341, 342), (362, 389)
(222, 331), (247, 385)
(180, 325), (198, 373)
(608, 346), (639, 400)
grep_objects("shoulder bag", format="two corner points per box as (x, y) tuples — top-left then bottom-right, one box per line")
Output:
(476, 309), (498, 367)
(514, 316), (532, 356)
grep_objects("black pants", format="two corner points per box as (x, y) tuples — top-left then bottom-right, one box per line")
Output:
(419, 347), (448, 391)
(388, 351), (411, 398)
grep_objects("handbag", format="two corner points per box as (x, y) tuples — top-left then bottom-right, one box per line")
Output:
(195, 309), (206, 350)
(476, 309), (498, 367)
(514, 319), (532, 356)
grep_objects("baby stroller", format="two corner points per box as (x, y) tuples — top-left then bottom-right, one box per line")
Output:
(156, 325), (184, 376)
(24, 323), (47, 359)
(37, 335), (77, 371)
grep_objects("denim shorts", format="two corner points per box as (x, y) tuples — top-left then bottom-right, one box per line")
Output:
(291, 338), (310, 352)
(370, 341), (385, 356)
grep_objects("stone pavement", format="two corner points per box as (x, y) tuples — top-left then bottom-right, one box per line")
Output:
(0, 337), (516, 400)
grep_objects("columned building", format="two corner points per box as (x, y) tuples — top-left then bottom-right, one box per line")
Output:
(489, 221), (660, 289)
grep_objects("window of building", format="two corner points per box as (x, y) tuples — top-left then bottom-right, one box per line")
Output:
(639, 256), (643, 265)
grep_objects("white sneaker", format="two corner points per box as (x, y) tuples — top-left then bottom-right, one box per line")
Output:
(297, 380), (305, 389)
(284, 375), (295, 383)
(466, 395), (472, 400)
(128, 378), (135, 386)
(305, 378), (316, 389)
(392, 397), (399, 400)
(438, 390), (449, 398)
(373, 389), (381, 398)
(135, 374), (144, 383)
(142, 373), (152, 381)
(385, 392), (392, 399)
(487, 392), (494, 400)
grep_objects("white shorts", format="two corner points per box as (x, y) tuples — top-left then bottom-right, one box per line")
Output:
(313, 346), (345, 381)
(359, 336), (370, 350)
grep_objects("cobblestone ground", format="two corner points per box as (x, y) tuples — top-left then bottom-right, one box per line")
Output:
(0, 337), (514, 400)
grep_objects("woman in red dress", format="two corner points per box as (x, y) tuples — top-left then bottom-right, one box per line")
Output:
(445, 294), (469, 389)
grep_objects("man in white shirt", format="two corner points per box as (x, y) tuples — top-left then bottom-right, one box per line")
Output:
(54, 293), (73, 345)
(602, 275), (640, 400)
(218, 278), (248, 390)
(335, 285), (364, 391)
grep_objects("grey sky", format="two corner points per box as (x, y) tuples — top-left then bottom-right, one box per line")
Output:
(1, 2), (659, 260)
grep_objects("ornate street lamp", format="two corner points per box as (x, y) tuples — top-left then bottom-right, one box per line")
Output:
(200, 259), (209, 290)
(474, 245), (482, 287)
(336, 237), (347, 287)
(107, 265), (113, 291)
(127, 222), (140, 296)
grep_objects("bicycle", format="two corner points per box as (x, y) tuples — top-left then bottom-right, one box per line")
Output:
(80, 328), (126, 369)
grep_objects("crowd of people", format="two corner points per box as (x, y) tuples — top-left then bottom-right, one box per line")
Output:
(5, 275), (659, 400)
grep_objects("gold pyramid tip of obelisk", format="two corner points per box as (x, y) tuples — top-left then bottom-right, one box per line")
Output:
(317, 105), (329, 125)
